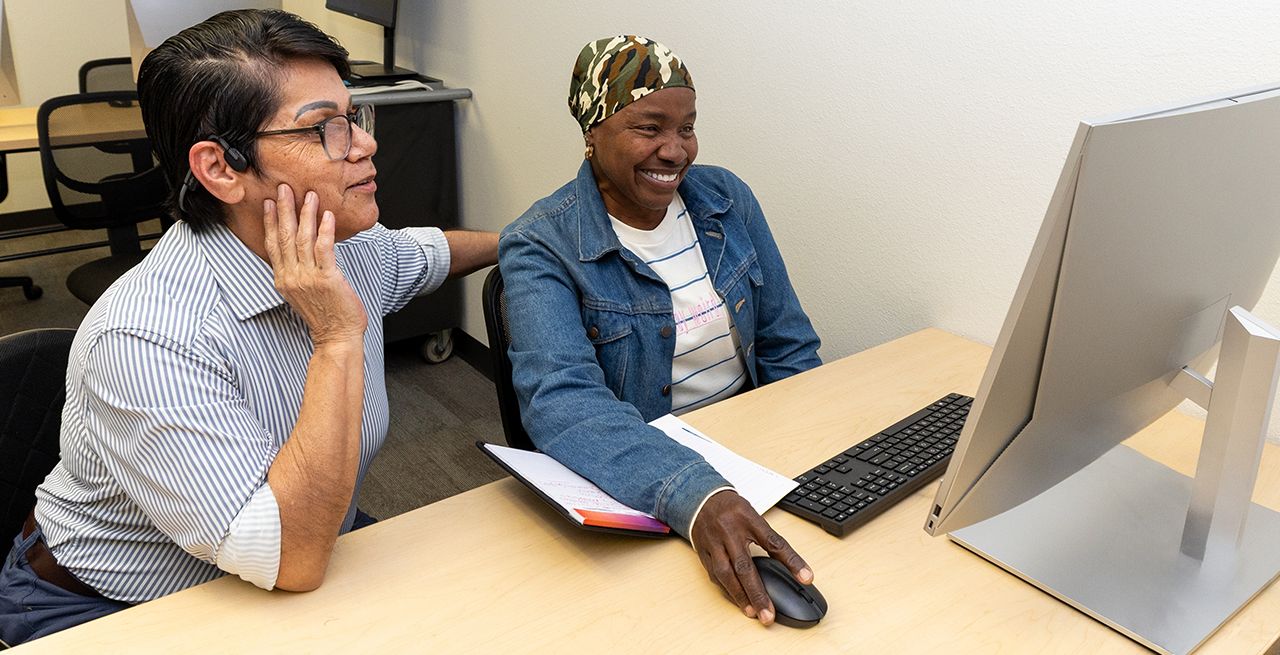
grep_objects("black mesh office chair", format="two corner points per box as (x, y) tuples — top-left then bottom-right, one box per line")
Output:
(482, 266), (534, 451)
(0, 328), (74, 546)
(78, 57), (135, 94)
(0, 60), (137, 304)
(38, 91), (167, 305)
(0, 155), (42, 300)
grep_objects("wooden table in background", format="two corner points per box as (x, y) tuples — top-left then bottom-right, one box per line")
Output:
(0, 105), (144, 153)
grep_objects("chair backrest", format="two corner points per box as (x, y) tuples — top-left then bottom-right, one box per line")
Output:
(0, 152), (9, 203)
(78, 57), (135, 94)
(0, 328), (75, 542)
(37, 91), (166, 238)
(78, 58), (140, 159)
(482, 266), (534, 451)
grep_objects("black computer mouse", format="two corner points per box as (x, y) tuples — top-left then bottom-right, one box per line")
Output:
(752, 556), (828, 628)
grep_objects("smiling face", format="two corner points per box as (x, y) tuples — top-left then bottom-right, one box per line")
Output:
(245, 57), (379, 240)
(586, 87), (697, 229)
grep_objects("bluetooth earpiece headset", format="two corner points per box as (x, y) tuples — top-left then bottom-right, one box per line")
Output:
(177, 135), (249, 211)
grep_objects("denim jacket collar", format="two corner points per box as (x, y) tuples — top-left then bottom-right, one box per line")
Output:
(572, 159), (733, 264)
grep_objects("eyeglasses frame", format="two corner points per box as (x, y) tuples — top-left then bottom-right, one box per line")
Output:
(253, 103), (375, 161)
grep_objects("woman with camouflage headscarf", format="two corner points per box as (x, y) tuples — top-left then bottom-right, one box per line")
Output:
(498, 36), (822, 625)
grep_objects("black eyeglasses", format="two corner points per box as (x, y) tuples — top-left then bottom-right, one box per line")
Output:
(254, 104), (375, 160)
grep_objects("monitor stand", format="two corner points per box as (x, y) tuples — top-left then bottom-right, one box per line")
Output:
(349, 61), (420, 85)
(951, 306), (1280, 655)
(349, 25), (421, 85)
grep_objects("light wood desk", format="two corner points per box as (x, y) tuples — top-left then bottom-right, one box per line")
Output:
(0, 107), (38, 153)
(0, 104), (144, 154)
(13, 329), (1280, 653)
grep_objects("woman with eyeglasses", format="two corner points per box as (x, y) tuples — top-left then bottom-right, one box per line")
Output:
(0, 9), (497, 646)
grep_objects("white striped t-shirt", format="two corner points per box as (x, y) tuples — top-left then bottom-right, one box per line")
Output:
(609, 193), (746, 414)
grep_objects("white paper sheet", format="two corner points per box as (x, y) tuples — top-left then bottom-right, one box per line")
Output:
(484, 445), (656, 522)
(486, 414), (797, 529)
(648, 414), (798, 514)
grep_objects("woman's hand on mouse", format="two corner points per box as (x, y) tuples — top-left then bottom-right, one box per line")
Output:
(690, 489), (814, 626)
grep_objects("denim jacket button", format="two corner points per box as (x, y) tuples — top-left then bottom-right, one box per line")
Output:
(660, 325), (673, 338)
(661, 384), (671, 396)
(587, 326), (600, 339)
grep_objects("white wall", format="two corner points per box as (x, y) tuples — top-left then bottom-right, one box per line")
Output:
(25, 2), (1280, 435)
(306, 1), (1280, 435)
(311, 1), (1280, 350)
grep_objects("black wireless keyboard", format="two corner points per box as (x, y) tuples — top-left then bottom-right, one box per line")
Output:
(779, 393), (972, 537)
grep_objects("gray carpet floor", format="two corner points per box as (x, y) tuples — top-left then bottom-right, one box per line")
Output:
(1, 223), (507, 519)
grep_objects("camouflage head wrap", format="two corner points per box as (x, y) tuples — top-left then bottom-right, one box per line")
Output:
(568, 35), (694, 133)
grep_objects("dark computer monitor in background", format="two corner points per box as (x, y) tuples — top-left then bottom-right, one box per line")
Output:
(326, 0), (418, 83)
(922, 86), (1280, 653)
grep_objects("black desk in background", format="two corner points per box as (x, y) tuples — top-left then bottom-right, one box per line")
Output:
(358, 81), (472, 361)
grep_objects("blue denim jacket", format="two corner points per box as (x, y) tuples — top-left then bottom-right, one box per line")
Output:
(499, 160), (821, 537)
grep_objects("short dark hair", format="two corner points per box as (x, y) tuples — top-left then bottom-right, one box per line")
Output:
(137, 9), (350, 231)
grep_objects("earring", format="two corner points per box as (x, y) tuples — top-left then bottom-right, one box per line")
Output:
(584, 142), (594, 159)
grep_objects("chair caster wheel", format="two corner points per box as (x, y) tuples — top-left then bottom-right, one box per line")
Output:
(422, 328), (454, 364)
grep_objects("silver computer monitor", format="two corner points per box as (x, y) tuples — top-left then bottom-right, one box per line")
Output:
(926, 86), (1280, 535)
(923, 86), (1280, 653)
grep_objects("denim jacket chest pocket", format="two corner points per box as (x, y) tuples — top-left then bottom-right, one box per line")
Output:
(581, 305), (634, 398)
(715, 252), (764, 370)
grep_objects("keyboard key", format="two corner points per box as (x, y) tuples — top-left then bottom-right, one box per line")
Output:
(797, 499), (824, 513)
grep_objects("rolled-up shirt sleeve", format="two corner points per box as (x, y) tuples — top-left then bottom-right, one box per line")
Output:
(364, 224), (450, 315)
(214, 483), (280, 590)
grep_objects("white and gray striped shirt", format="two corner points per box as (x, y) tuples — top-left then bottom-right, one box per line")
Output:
(33, 219), (449, 603)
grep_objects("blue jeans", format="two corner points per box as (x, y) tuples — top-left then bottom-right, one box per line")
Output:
(0, 526), (127, 648)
